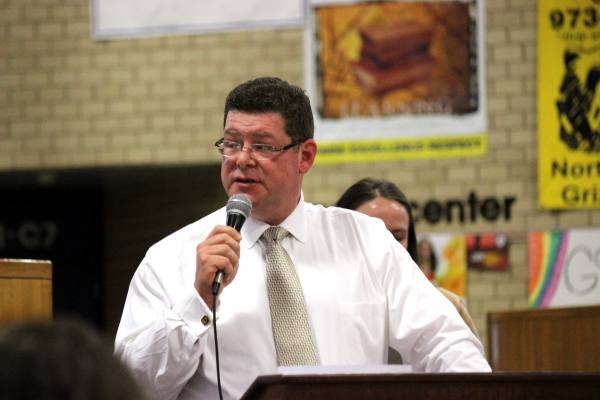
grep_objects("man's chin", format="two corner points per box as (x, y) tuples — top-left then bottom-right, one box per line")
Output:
(227, 188), (258, 205)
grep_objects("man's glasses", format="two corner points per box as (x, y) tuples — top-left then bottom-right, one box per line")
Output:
(214, 138), (302, 160)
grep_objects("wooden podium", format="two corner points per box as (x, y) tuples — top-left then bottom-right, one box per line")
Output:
(487, 306), (600, 371)
(0, 258), (53, 325)
(241, 372), (600, 400)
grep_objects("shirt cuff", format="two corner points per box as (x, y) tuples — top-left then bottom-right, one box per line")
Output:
(172, 284), (216, 337)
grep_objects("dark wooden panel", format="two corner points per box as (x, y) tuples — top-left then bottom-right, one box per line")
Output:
(242, 372), (600, 400)
(487, 306), (600, 371)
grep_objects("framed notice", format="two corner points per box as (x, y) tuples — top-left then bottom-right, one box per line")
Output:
(305, 0), (487, 163)
(537, 0), (600, 209)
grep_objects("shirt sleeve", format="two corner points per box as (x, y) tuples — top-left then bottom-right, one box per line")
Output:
(382, 238), (491, 372)
(114, 255), (214, 400)
(437, 287), (480, 339)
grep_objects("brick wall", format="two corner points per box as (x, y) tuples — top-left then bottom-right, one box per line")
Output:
(1, 0), (304, 168)
(2, 0), (599, 348)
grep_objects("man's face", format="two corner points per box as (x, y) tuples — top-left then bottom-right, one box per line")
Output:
(220, 111), (316, 225)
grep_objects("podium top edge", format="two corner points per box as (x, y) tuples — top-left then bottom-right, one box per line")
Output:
(250, 371), (600, 385)
(0, 259), (52, 279)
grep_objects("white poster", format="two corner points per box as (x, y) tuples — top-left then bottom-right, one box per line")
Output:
(529, 228), (600, 308)
(91, 0), (306, 39)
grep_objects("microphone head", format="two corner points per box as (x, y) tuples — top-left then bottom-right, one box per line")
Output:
(226, 193), (252, 219)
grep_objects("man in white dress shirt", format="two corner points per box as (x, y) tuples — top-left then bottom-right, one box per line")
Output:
(115, 77), (491, 400)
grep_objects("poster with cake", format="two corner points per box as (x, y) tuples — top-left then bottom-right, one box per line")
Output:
(305, 0), (487, 163)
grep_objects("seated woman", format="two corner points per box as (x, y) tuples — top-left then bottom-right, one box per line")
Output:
(335, 177), (479, 339)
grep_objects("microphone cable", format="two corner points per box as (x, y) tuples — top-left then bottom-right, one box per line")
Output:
(211, 193), (252, 400)
(212, 293), (223, 400)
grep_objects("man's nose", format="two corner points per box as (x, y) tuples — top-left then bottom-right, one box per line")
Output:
(236, 145), (256, 167)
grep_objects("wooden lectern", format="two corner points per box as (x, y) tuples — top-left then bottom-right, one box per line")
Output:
(0, 258), (53, 325)
(487, 306), (600, 371)
(241, 372), (600, 400)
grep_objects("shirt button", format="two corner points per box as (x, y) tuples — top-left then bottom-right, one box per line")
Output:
(201, 315), (210, 325)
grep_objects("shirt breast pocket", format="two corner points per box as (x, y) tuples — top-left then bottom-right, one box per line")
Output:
(339, 301), (386, 364)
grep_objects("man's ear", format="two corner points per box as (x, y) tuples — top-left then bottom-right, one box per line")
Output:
(298, 139), (317, 175)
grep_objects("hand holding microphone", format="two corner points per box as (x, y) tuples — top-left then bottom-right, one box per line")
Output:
(212, 194), (252, 295)
(194, 194), (252, 304)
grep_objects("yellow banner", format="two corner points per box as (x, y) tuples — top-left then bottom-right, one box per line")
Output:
(315, 134), (486, 164)
(538, 0), (600, 209)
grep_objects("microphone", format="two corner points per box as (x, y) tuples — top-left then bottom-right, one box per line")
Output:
(211, 193), (252, 295)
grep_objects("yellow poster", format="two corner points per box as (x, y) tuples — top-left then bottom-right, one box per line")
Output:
(538, 0), (600, 209)
(417, 233), (467, 297)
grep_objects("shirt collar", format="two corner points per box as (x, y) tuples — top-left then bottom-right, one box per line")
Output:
(242, 191), (307, 248)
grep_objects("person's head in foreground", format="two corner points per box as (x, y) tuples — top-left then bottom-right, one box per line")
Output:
(0, 318), (147, 400)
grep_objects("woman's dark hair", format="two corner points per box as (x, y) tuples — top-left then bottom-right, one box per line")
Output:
(223, 77), (314, 143)
(335, 177), (417, 260)
(0, 318), (147, 400)
(417, 238), (438, 275)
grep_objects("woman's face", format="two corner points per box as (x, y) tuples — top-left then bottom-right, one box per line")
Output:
(356, 196), (410, 250)
(418, 239), (434, 258)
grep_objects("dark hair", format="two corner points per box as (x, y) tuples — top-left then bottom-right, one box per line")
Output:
(417, 238), (438, 275)
(335, 177), (417, 260)
(223, 77), (314, 143)
(0, 318), (147, 400)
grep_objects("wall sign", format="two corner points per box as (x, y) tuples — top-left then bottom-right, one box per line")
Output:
(92, 0), (305, 39)
(529, 228), (600, 308)
(411, 191), (516, 225)
(537, 0), (600, 209)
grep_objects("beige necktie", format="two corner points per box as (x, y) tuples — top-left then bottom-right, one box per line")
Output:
(261, 226), (319, 366)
